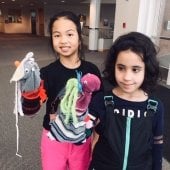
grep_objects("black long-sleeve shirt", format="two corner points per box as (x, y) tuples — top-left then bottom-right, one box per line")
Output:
(40, 59), (102, 130)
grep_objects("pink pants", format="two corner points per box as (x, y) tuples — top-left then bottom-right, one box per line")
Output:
(41, 129), (92, 170)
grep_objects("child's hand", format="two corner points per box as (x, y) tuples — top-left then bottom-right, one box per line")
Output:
(50, 114), (57, 121)
(84, 113), (96, 129)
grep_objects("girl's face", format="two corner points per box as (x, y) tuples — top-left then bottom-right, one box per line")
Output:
(52, 17), (80, 59)
(115, 50), (145, 95)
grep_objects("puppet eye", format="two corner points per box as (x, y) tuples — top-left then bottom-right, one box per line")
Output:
(25, 68), (29, 73)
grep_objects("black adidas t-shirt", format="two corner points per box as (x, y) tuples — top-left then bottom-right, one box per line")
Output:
(40, 59), (102, 130)
(89, 91), (164, 170)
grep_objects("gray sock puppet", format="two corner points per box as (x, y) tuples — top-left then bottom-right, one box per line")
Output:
(10, 52), (41, 157)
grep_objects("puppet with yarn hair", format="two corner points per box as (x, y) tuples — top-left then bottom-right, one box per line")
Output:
(60, 78), (79, 124)
(49, 73), (101, 143)
(60, 73), (101, 125)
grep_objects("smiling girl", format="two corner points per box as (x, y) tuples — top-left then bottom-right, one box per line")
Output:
(39, 11), (102, 170)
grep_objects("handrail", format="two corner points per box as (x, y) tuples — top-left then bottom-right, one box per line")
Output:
(82, 26), (113, 39)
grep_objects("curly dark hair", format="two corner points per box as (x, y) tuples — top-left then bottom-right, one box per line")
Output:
(103, 31), (160, 94)
(48, 11), (85, 59)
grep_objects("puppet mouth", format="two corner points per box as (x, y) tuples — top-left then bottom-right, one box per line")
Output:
(76, 108), (87, 116)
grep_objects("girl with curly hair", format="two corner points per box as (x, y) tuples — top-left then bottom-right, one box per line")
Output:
(89, 32), (164, 170)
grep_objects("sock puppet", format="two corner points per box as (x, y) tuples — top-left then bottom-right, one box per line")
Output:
(10, 52), (46, 157)
(49, 73), (101, 143)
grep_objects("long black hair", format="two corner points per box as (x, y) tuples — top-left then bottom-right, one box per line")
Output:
(48, 11), (85, 59)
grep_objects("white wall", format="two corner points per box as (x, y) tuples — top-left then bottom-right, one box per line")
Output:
(1, 7), (32, 33)
(113, 0), (166, 45)
(4, 14), (31, 34)
(113, 0), (140, 41)
(137, 0), (166, 44)
(161, 0), (170, 38)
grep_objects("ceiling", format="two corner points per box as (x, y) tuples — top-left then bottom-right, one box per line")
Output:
(0, 0), (115, 8)
(0, 0), (88, 7)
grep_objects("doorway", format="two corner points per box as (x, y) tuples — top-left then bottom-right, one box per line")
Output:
(0, 16), (4, 32)
(31, 10), (36, 34)
(38, 8), (44, 36)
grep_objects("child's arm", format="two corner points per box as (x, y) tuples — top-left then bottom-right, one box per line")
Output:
(88, 91), (105, 150)
(91, 118), (100, 152)
(21, 80), (47, 115)
(152, 100), (164, 170)
(92, 129), (99, 152)
(152, 136), (163, 170)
